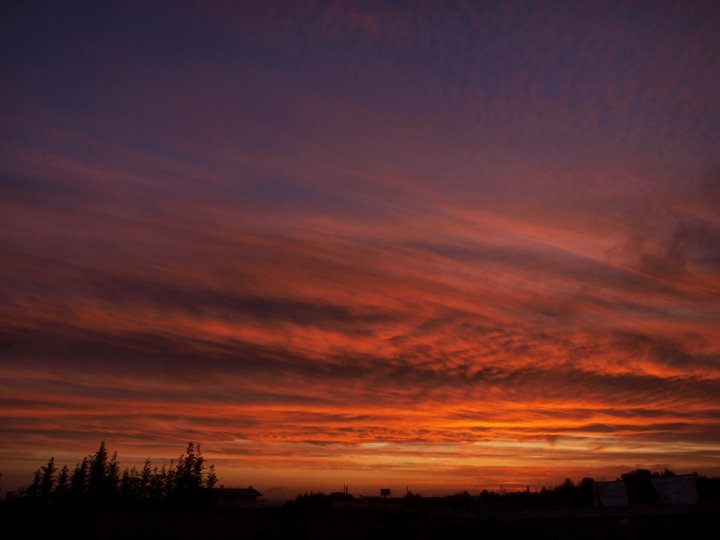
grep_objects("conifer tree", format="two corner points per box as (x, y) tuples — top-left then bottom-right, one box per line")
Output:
(205, 465), (218, 489)
(151, 464), (167, 500)
(70, 457), (89, 497)
(120, 466), (139, 500)
(175, 442), (204, 494)
(88, 441), (108, 497)
(193, 444), (205, 488)
(55, 465), (70, 499)
(129, 466), (140, 498)
(165, 459), (176, 498)
(139, 458), (152, 499)
(25, 468), (42, 502)
(39, 457), (56, 501)
(107, 451), (120, 495)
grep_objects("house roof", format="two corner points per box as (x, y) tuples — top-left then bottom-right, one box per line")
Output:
(215, 487), (263, 497)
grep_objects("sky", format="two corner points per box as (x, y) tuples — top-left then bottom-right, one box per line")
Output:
(1, 0), (719, 498)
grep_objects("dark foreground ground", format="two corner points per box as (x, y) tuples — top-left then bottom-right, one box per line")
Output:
(2, 503), (719, 539)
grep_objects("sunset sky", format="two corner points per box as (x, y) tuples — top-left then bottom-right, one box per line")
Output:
(1, 1), (719, 498)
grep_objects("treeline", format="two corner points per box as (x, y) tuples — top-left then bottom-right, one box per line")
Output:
(14, 441), (217, 507)
(286, 469), (720, 511)
(453, 469), (720, 507)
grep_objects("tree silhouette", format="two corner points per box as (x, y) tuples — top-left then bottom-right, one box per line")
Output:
(15, 441), (217, 508)
(175, 442), (202, 493)
(139, 458), (152, 499)
(205, 465), (218, 489)
(55, 465), (70, 500)
(25, 468), (42, 502)
(39, 457), (56, 502)
(69, 457), (89, 498)
(695, 472), (720, 501)
(88, 440), (109, 499)
(120, 466), (139, 500)
(621, 469), (658, 504)
(108, 451), (120, 494)
(171, 442), (215, 506)
(150, 463), (167, 500)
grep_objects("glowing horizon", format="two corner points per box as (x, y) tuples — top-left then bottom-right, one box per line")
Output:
(1, 1), (719, 496)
